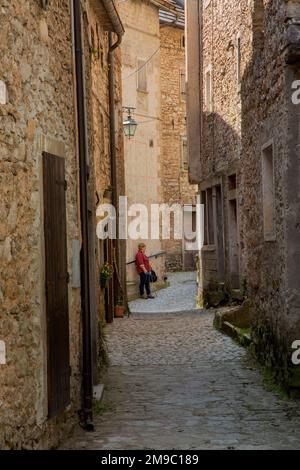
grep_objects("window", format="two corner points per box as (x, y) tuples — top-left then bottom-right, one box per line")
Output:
(201, 191), (208, 246)
(137, 59), (147, 92)
(91, 27), (101, 61)
(181, 34), (185, 49)
(207, 188), (215, 244)
(201, 188), (215, 246)
(180, 68), (186, 101)
(237, 35), (241, 85)
(205, 66), (212, 112)
(262, 142), (275, 240)
(99, 42), (104, 68)
(181, 136), (188, 171)
(228, 173), (237, 190)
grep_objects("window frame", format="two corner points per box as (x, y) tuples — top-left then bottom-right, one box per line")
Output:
(137, 58), (148, 93)
(261, 140), (276, 241)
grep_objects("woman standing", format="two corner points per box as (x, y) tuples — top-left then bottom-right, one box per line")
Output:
(135, 243), (155, 299)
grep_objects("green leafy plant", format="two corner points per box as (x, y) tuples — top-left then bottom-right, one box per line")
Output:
(100, 262), (113, 280)
(100, 262), (113, 289)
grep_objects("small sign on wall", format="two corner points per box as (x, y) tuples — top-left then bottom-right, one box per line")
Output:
(0, 341), (6, 365)
(0, 81), (8, 105)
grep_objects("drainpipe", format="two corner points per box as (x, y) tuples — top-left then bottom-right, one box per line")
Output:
(73, 0), (94, 431)
(102, 0), (125, 38)
(108, 29), (123, 303)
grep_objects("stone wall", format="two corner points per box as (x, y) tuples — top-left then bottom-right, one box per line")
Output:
(84, 0), (126, 322)
(160, 24), (197, 271)
(0, 0), (81, 448)
(187, 0), (300, 389)
(0, 0), (125, 449)
(240, 0), (300, 389)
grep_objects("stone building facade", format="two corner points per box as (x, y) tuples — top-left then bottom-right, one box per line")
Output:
(120, 0), (171, 296)
(160, 0), (198, 271)
(121, 0), (197, 294)
(186, 0), (300, 392)
(0, 0), (125, 449)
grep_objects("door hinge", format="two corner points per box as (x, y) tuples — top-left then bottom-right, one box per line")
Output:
(66, 272), (70, 284)
(64, 180), (68, 191)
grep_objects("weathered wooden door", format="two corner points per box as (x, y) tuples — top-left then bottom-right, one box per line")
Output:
(43, 152), (70, 417)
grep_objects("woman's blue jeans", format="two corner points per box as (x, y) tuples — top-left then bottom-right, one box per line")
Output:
(139, 272), (151, 296)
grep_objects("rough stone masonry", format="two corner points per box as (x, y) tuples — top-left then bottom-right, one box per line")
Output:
(186, 0), (300, 391)
(0, 0), (125, 449)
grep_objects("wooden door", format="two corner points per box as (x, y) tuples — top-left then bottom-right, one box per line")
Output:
(43, 152), (70, 417)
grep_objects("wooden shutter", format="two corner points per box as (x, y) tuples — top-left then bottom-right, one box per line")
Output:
(43, 152), (71, 417)
(137, 59), (147, 92)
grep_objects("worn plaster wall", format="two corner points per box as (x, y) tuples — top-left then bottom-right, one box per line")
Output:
(120, 0), (165, 295)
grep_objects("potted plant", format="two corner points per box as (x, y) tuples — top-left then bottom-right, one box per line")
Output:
(103, 186), (113, 200)
(100, 262), (113, 289)
(114, 297), (125, 318)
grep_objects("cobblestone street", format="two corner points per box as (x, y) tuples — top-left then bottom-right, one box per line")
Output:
(63, 273), (300, 450)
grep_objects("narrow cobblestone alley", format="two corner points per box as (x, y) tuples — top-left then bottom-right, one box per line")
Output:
(63, 273), (300, 450)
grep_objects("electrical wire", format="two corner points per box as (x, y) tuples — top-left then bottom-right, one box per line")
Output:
(123, 46), (161, 80)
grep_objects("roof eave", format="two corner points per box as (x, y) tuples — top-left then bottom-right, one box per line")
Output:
(150, 0), (176, 12)
(89, 0), (125, 36)
(160, 20), (185, 29)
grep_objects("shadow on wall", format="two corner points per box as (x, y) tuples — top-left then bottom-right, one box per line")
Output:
(199, 0), (300, 390)
(199, 110), (241, 308)
(239, 0), (300, 390)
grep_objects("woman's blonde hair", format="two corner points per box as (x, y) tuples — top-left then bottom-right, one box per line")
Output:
(138, 243), (146, 250)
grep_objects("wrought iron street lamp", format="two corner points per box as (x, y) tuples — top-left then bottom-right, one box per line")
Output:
(123, 107), (138, 139)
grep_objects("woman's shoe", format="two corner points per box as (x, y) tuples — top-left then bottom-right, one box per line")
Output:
(147, 295), (155, 299)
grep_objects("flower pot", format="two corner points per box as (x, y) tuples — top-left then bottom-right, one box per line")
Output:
(114, 305), (125, 318)
(100, 274), (108, 289)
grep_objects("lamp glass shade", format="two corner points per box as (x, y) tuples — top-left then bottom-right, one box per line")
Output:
(123, 117), (138, 138)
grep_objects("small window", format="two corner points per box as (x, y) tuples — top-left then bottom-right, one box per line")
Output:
(181, 34), (185, 49)
(237, 36), (241, 85)
(100, 42), (104, 68)
(228, 174), (237, 190)
(100, 112), (105, 155)
(91, 27), (100, 60)
(181, 136), (188, 171)
(180, 69), (186, 101)
(262, 142), (275, 240)
(205, 66), (212, 112)
(201, 191), (208, 246)
(207, 188), (215, 244)
(137, 59), (147, 92)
